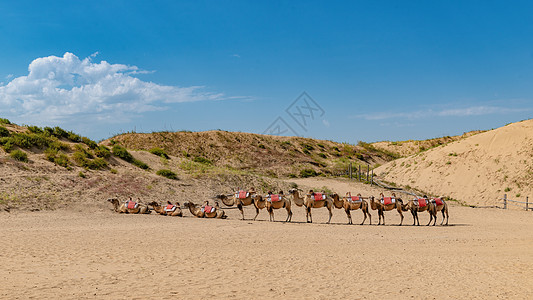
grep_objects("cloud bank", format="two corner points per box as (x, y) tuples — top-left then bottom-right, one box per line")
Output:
(358, 105), (531, 121)
(0, 52), (225, 124)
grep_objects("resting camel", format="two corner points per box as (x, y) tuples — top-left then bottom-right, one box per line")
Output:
(107, 197), (151, 214)
(339, 193), (371, 225)
(430, 197), (449, 226)
(265, 191), (292, 222)
(216, 188), (266, 220)
(303, 190), (334, 223)
(402, 197), (436, 226)
(202, 200), (227, 219)
(369, 193), (404, 225)
(183, 201), (226, 219)
(149, 201), (183, 217)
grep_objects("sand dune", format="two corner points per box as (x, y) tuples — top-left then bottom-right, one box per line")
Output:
(376, 119), (533, 207)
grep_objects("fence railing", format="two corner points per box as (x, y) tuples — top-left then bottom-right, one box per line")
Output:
(502, 194), (532, 210)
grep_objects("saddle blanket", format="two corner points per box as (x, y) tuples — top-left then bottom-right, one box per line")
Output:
(164, 204), (177, 212)
(126, 201), (138, 209)
(268, 194), (281, 202)
(381, 197), (395, 205)
(202, 205), (215, 213)
(433, 198), (444, 206)
(313, 193), (326, 201)
(237, 191), (249, 199)
(349, 196), (362, 203)
(416, 199), (427, 207)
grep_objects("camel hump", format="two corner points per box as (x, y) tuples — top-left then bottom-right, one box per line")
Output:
(350, 196), (362, 202)
(432, 198), (444, 206)
(202, 205), (215, 214)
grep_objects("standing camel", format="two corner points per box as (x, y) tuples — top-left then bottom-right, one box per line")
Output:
(402, 197), (435, 226)
(265, 191), (292, 222)
(339, 193), (371, 225)
(303, 190), (334, 224)
(216, 188), (265, 220)
(107, 197), (151, 214)
(430, 197), (449, 225)
(149, 201), (183, 217)
(369, 193), (404, 225)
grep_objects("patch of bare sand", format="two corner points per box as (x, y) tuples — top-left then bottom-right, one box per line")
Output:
(1, 197), (532, 299)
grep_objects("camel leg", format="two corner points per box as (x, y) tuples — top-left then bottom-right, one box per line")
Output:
(285, 207), (292, 222)
(269, 208), (274, 222)
(379, 210), (384, 225)
(253, 206), (260, 221)
(346, 209), (352, 225)
(426, 211), (433, 226)
(398, 209), (404, 226)
(411, 210), (416, 226)
(360, 209), (367, 225)
(366, 208), (372, 225)
(441, 206), (448, 225)
(306, 207), (312, 223)
(237, 203), (245, 220)
(327, 207), (332, 224)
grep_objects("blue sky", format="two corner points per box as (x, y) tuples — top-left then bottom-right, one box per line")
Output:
(1, 1), (533, 143)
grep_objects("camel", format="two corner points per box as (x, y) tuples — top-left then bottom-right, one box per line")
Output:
(430, 197), (449, 226)
(303, 190), (334, 224)
(402, 197), (436, 226)
(265, 191), (292, 222)
(287, 188), (305, 207)
(369, 193), (404, 225)
(201, 200), (227, 219)
(216, 188), (266, 220)
(107, 197), (151, 214)
(339, 193), (371, 225)
(149, 201), (183, 217)
(183, 201), (227, 219)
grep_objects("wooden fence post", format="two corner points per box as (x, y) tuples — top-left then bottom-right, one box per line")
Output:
(371, 170), (374, 185)
(504, 194), (507, 209)
(349, 163), (352, 179)
(366, 165), (369, 182)
(526, 196), (529, 211)
(358, 165), (361, 182)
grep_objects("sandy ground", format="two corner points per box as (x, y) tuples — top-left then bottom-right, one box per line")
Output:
(1, 186), (533, 299)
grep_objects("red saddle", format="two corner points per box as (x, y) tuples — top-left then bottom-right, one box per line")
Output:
(417, 199), (427, 207)
(238, 191), (248, 199)
(165, 204), (176, 212)
(382, 197), (394, 205)
(270, 194), (281, 202)
(350, 196), (361, 202)
(434, 198), (444, 206)
(203, 205), (215, 213)
(126, 201), (137, 209)
(314, 193), (324, 201)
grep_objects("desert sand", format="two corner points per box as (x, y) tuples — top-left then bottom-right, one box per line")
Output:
(1, 178), (532, 299)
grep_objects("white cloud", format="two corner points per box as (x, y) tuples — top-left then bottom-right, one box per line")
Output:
(0, 52), (228, 124)
(357, 105), (531, 121)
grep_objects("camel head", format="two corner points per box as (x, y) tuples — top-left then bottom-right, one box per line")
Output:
(175, 202), (181, 208)
(107, 198), (118, 204)
(147, 201), (159, 207)
(379, 192), (384, 199)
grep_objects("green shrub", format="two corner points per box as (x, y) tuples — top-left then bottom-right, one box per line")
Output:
(156, 169), (178, 180)
(193, 156), (212, 165)
(78, 171), (86, 178)
(112, 145), (133, 162)
(300, 169), (318, 178)
(110, 168), (118, 174)
(53, 126), (68, 139)
(258, 144), (266, 149)
(67, 131), (81, 143)
(132, 159), (149, 170)
(27, 126), (43, 134)
(318, 153), (327, 159)
(55, 154), (70, 168)
(0, 126), (10, 137)
(94, 146), (111, 158)
(85, 158), (107, 170)
(149, 147), (169, 159)
(10, 150), (28, 162)
(44, 148), (58, 162)
(2, 140), (13, 152)
(0, 118), (11, 124)
(302, 144), (314, 151)
(82, 136), (98, 149)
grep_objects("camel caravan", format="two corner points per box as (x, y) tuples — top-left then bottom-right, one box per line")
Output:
(106, 188), (449, 226)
